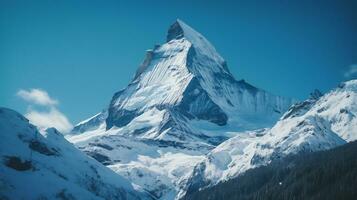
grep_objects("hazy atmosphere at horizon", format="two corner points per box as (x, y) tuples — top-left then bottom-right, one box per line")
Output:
(1, 0), (357, 126)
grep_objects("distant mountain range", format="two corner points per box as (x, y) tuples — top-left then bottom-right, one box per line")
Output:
(1, 20), (356, 200)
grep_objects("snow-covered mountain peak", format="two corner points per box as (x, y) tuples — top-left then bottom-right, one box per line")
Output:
(166, 19), (187, 42)
(69, 21), (294, 199)
(166, 19), (225, 69)
(103, 20), (293, 133)
(166, 19), (212, 48)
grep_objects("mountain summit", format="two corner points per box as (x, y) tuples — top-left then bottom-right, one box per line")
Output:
(166, 19), (226, 68)
(167, 19), (189, 42)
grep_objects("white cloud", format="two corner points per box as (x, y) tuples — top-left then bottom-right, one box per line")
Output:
(17, 89), (58, 106)
(17, 88), (73, 133)
(25, 107), (73, 133)
(344, 64), (357, 78)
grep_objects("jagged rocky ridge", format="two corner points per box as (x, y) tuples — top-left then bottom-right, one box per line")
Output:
(0, 107), (148, 200)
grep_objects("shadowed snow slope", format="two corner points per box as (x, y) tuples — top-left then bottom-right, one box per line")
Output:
(0, 107), (148, 200)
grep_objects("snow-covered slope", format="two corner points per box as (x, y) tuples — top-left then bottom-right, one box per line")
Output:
(68, 20), (293, 199)
(0, 107), (148, 200)
(184, 80), (357, 196)
(71, 110), (108, 134)
(69, 118), (207, 199)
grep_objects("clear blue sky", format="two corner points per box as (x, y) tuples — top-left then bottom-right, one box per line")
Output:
(1, 0), (357, 124)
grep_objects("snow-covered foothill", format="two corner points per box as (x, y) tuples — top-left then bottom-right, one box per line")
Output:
(184, 80), (357, 196)
(0, 107), (148, 200)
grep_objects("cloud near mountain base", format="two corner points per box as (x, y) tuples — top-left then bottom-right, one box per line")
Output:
(17, 88), (73, 133)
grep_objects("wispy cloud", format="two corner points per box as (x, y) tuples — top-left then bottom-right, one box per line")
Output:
(17, 88), (73, 133)
(17, 89), (58, 106)
(344, 64), (357, 78)
(25, 107), (73, 133)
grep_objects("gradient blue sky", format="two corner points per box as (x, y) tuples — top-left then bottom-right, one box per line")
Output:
(1, 0), (357, 124)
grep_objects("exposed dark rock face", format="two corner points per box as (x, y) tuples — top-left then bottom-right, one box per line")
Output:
(167, 20), (185, 42)
(3, 156), (32, 171)
(29, 140), (59, 156)
(282, 89), (323, 120)
(89, 143), (114, 151)
(106, 108), (138, 130)
(85, 151), (111, 165)
(178, 77), (228, 126)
